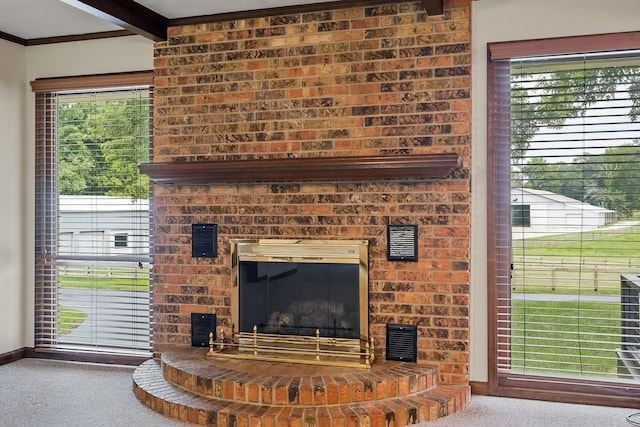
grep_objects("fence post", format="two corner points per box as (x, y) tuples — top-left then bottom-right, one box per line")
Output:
(593, 265), (598, 292)
(552, 267), (556, 291)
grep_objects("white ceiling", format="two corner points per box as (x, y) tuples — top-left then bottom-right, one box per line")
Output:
(135, 0), (334, 19)
(0, 0), (339, 42)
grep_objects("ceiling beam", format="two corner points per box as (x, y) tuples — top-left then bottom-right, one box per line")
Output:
(59, 0), (168, 41)
(422, 0), (444, 15)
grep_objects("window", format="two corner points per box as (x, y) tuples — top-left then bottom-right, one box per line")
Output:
(32, 72), (153, 357)
(511, 204), (530, 227)
(488, 33), (640, 406)
(114, 234), (128, 248)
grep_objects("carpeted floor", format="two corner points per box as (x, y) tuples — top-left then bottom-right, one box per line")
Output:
(420, 395), (638, 427)
(0, 358), (186, 427)
(0, 358), (637, 427)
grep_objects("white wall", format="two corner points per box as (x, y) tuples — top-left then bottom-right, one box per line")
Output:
(470, 0), (640, 382)
(0, 38), (27, 354)
(17, 35), (154, 350)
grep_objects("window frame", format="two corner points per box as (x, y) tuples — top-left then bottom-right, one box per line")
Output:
(487, 32), (640, 407)
(31, 71), (154, 365)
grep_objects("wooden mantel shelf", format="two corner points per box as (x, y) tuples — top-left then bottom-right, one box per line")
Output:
(138, 153), (459, 185)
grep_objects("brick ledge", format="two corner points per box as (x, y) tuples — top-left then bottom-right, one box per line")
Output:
(160, 347), (439, 406)
(133, 350), (470, 427)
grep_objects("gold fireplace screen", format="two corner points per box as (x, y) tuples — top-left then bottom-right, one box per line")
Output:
(207, 239), (373, 368)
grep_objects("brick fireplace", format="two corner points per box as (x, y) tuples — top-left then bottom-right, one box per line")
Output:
(137, 0), (472, 423)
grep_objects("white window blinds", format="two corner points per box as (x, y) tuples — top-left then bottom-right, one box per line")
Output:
(34, 76), (152, 356)
(502, 51), (640, 382)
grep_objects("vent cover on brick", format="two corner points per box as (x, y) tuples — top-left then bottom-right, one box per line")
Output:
(191, 224), (217, 258)
(191, 313), (216, 347)
(386, 323), (417, 362)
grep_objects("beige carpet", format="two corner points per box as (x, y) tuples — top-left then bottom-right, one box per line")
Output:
(0, 358), (186, 427)
(0, 358), (637, 427)
(417, 394), (638, 427)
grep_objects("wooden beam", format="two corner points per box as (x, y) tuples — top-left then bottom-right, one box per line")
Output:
(422, 0), (444, 15)
(139, 154), (459, 185)
(60, 0), (168, 41)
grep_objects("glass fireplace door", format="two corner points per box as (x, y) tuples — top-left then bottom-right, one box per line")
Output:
(238, 261), (360, 339)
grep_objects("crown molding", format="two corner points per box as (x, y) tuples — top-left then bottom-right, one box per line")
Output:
(27, 30), (135, 46)
(0, 30), (27, 46)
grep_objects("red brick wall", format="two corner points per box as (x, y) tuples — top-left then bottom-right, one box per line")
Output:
(151, 0), (471, 385)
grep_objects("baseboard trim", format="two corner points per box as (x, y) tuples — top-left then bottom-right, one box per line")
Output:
(24, 348), (149, 366)
(0, 348), (27, 366)
(470, 380), (489, 395)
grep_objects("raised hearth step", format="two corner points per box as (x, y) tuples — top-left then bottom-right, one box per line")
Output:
(160, 347), (439, 406)
(133, 358), (470, 427)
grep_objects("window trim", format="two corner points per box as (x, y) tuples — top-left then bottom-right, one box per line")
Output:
(487, 32), (640, 407)
(30, 71), (153, 93)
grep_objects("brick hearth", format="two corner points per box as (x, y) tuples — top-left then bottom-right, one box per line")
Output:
(133, 348), (470, 426)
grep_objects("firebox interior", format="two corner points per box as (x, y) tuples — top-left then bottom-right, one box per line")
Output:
(239, 261), (360, 339)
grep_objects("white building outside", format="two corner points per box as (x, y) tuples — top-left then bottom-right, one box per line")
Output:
(511, 188), (617, 240)
(58, 195), (150, 257)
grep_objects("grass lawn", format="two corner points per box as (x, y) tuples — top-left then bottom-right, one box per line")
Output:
(58, 307), (87, 335)
(511, 223), (640, 295)
(506, 220), (640, 379)
(58, 266), (150, 291)
(510, 300), (621, 377)
(512, 224), (640, 258)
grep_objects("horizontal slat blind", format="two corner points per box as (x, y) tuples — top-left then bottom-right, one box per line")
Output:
(499, 51), (640, 381)
(35, 81), (152, 356)
(35, 92), (58, 349)
(487, 58), (514, 387)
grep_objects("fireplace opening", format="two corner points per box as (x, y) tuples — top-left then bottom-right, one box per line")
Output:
(239, 261), (360, 339)
(222, 239), (371, 367)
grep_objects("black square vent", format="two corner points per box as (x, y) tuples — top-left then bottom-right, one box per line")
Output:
(192, 224), (217, 258)
(191, 313), (216, 347)
(386, 323), (417, 362)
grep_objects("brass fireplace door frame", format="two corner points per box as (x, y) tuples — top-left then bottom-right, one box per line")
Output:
(227, 238), (370, 367)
